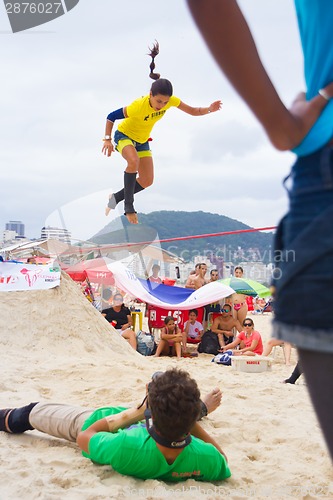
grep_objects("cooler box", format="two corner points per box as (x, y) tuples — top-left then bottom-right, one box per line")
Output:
(231, 356), (273, 373)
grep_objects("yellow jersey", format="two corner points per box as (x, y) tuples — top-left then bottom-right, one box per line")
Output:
(117, 95), (181, 143)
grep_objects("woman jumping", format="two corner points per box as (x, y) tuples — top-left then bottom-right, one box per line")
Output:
(102, 42), (222, 224)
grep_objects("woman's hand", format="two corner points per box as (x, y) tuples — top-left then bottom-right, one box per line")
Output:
(209, 100), (222, 113)
(102, 139), (114, 157)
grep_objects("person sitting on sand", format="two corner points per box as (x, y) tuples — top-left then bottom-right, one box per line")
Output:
(220, 318), (263, 356)
(182, 309), (204, 352)
(154, 316), (183, 359)
(211, 303), (242, 349)
(0, 369), (231, 482)
(102, 293), (137, 351)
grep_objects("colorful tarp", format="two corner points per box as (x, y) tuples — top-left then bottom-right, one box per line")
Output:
(106, 262), (235, 310)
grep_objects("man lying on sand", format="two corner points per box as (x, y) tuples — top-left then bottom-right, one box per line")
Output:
(0, 368), (231, 482)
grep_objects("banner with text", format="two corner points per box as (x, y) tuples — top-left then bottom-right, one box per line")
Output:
(0, 262), (61, 291)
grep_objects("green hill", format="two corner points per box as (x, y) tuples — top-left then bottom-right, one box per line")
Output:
(91, 211), (274, 264)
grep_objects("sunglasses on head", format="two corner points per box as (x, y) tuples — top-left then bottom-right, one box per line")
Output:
(243, 323), (253, 327)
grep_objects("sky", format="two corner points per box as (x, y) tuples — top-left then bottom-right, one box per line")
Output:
(0, 0), (304, 242)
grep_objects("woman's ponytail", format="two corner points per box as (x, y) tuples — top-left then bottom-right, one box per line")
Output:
(148, 40), (160, 80)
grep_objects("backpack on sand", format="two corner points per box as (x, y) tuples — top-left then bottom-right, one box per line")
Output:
(136, 330), (156, 356)
(197, 330), (220, 355)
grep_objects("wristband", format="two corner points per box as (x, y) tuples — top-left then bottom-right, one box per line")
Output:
(318, 89), (331, 101)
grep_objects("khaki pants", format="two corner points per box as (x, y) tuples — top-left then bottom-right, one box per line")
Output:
(29, 403), (94, 442)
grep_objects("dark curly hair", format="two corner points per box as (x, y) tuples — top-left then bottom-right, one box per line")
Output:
(148, 368), (201, 441)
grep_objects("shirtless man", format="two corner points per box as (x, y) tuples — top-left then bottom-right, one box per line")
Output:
(211, 303), (242, 349)
(185, 263), (208, 289)
(226, 266), (248, 325)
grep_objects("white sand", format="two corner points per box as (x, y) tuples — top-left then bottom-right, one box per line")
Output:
(0, 272), (332, 500)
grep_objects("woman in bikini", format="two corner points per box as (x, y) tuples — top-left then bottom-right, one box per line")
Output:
(226, 266), (248, 325)
(102, 42), (221, 224)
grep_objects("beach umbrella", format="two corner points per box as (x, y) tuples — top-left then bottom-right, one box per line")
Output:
(218, 277), (271, 298)
(63, 258), (115, 285)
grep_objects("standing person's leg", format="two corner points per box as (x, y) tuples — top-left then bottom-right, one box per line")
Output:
(283, 342), (292, 365)
(297, 349), (333, 460)
(236, 302), (248, 326)
(284, 361), (302, 384)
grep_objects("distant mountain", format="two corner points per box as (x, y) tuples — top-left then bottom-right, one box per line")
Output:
(90, 211), (274, 264)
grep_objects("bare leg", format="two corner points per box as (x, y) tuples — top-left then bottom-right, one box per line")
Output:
(121, 328), (137, 350)
(283, 342), (292, 365)
(182, 332), (188, 352)
(236, 302), (248, 325)
(154, 339), (169, 357)
(263, 339), (283, 356)
(174, 342), (182, 359)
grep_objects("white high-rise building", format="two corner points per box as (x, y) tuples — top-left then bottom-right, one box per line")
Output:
(41, 226), (71, 245)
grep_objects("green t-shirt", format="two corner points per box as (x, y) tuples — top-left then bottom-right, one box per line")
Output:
(81, 407), (231, 482)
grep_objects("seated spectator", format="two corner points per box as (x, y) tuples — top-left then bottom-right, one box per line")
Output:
(263, 339), (292, 365)
(182, 309), (204, 352)
(148, 264), (162, 284)
(154, 316), (183, 359)
(211, 303), (242, 349)
(93, 288), (113, 312)
(102, 293), (137, 351)
(221, 318), (263, 356)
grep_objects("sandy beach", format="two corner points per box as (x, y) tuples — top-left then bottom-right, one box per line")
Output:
(0, 272), (332, 500)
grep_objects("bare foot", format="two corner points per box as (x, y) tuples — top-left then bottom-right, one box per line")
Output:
(203, 388), (222, 414)
(126, 213), (138, 224)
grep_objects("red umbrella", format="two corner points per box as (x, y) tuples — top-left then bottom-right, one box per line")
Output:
(62, 258), (115, 286)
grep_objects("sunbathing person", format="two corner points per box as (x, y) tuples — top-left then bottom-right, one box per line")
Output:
(0, 369), (230, 482)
